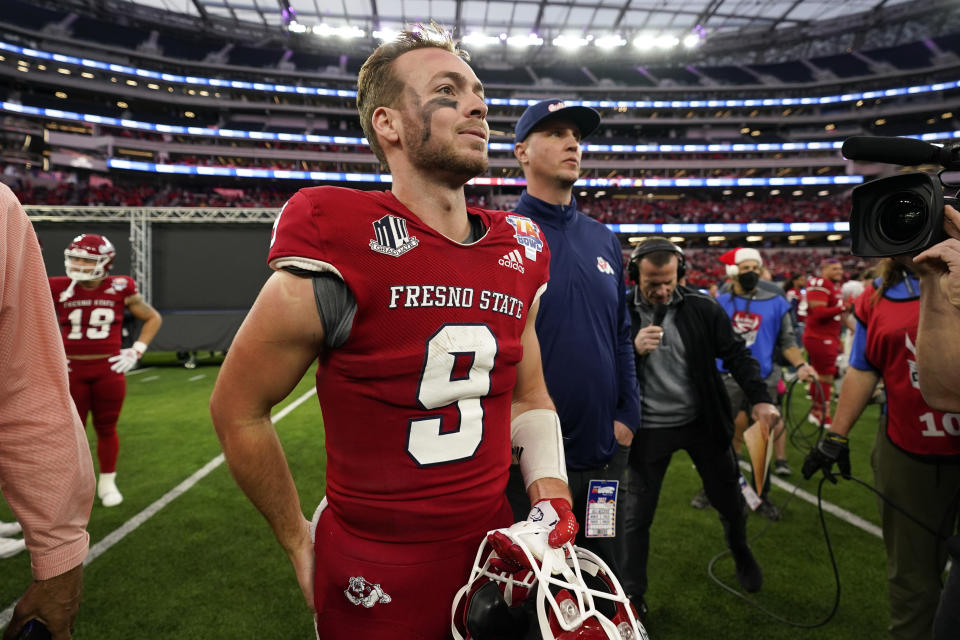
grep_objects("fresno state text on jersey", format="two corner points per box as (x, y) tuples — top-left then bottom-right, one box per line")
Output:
(50, 275), (137, 356)
(268, 187), (550, 544)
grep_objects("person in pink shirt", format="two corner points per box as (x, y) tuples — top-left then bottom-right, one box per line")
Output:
(0, 183), (96, 640)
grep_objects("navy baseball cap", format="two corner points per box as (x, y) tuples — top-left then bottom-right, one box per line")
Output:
(514, 99), (601, 143)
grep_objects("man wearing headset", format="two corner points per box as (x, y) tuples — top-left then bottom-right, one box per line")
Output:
(618, 238), (780, 616)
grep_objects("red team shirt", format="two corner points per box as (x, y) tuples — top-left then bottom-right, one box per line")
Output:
(267, 187), (551, 544)
(804, 275), (843, 338)
(49, 275), (136, 356)
(855, 283), (960, 459)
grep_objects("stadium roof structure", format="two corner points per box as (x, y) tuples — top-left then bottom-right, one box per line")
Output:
(97, 0), (960, 64)
(117, 0), (916, 33)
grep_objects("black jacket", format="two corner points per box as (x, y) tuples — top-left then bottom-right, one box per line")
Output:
(628, 285), (772, 451)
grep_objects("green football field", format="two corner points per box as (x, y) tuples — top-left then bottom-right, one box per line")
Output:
(0, 355), (903, 639)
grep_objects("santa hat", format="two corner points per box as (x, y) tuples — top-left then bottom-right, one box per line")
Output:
(719, 247), (762, 277)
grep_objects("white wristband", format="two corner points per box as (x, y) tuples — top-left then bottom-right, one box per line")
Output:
(510, 409), (568, 490)
(132, 340), (148, 356)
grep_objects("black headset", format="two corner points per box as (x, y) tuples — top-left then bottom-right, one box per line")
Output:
(628, 238), (687, 282)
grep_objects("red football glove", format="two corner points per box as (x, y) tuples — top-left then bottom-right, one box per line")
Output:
(530, 497), (578, 547)
(487, 498), (578, 573)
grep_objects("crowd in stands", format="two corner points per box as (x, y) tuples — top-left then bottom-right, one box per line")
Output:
(5, 171), (869, 290)
(10, 177), (850, 224)
(10, 179), (290, 209)
(679, 247), (866, 289)
(579, 195), (850, 224)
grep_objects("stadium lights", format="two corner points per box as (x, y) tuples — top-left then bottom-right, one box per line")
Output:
(553, 34), (591, 49)
(746, 235), (763, 242)
(507, 33), (543, 47)
(595, 34), (627, 50)
(287, 21), (307, 34)
(373, 28), (400, 42)
(656, 35), (680, 49)
(632, 33), (656, 50)
(311, 23), (365, 39)
(683, 34), (700, 49)
(631, 33), (683, 50)
(462, 32), (504, 48)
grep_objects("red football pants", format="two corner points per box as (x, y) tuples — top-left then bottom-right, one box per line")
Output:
(313, 498), (513, 640)
(68, 357), (126, 473)
(803, 334), (841, 377)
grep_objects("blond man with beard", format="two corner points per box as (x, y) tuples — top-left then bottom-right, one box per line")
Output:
(211, 25), (576, 639)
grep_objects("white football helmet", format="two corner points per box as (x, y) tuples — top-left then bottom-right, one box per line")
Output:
(64, 233), (116, 281)
(452, 523), (648, 640)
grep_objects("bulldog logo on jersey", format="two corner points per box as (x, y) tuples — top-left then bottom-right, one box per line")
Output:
(596, 256), (615, 275)
(505, 215), (543, 261)
(344, 576), (392, 608)
(370, 215), (419, 257)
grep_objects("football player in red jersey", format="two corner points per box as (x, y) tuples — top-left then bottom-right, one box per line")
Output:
(210, 24), (575, 640)
(50, 233), (162, 507)
(802, 258), (845, 428)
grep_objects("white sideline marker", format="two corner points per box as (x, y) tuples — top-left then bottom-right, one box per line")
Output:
(188, 374), (206, 381)
(139, 376), (160, 383)
(125, 367), (155, 376)
(0, 387), (317, 630)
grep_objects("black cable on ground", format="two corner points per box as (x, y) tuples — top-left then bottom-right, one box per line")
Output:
(706, 476), (842, 628)
(706, 375), (957, 628)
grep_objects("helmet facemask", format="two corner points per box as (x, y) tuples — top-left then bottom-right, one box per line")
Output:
(452, 526), (648, 640)
(63, 234), (115, 281)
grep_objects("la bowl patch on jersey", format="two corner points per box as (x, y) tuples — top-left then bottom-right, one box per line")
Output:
(370, 214), (419, 257)
(504, 215), (543, 261)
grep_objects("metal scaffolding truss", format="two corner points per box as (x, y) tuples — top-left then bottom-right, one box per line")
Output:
(25, 206), (277, 304)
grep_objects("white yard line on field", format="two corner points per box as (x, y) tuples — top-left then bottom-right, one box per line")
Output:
(188, 374), (206, 382)
(138, 376), (160, 382)
(125, 367), (155, 376)
(0, 387), (317, 630)
(739, 460), (882, 539)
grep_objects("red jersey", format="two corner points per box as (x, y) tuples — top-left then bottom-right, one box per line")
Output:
(49, 275), (136, 356)
(268, 187), (551, 543)
(804, 275), (842, 337)
(855, 283), (960, 459)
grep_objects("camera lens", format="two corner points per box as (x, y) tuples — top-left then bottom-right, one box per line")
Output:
(877, 192), (927, 244)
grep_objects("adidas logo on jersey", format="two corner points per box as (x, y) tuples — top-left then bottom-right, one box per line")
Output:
(499, 249), (525, 274)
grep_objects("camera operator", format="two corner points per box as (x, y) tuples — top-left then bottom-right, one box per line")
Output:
(908, 204), (960, 640)
(802, 257), (960, 640)
(911, 204), (960, 413)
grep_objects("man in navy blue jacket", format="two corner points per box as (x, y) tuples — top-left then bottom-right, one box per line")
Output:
(505, 99), (641, 579)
